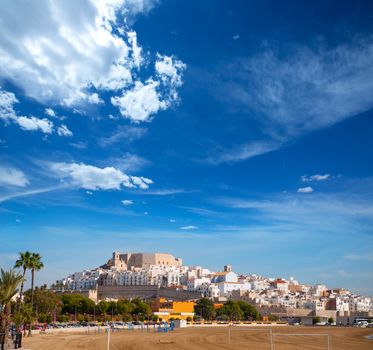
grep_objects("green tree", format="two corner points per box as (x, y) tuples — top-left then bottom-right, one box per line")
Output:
(328, 317), (334, 324)
(218, 301), (243, 321)
(194, 298), (215, 321)
(98, 300), (109, 320)
(14, 304), (35, 336)
(14, 251), (32, 312)
(24, 288), (62, 322)
(117, 299), (133, 320)
(61, 294), (94, 321)
(236, 301), (260, 320)
(132, 298), (152, 319)
(0, 269), (23, 344)
(108, 301), (117, 320)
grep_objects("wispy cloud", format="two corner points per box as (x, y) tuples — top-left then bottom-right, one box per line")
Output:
(0, 166), (29, 187)
(0, 185), (66, 203)
(344, 253), (373, 262)
(209, 37), (373, 163)
(99, 125), (147, 147)
(139, 188), (188, 196)
(180, 225), (197, 230)
(301, 174), (331, 182)
(216, 188), (373, 236)
(206, 140), (280, 165)
(121, 199), (134, 206)
(108, 153), (150, 173)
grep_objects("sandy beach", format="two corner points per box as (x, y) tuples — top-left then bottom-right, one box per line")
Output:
(22, 326), (373, 350)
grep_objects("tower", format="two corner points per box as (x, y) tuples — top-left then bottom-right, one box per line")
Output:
(224, 265), (232, 272)
(113, 251), (121, 267)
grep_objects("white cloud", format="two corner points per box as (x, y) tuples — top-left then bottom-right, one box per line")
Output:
(301, 174), (331, 182)
(169, 219), (176, 223)
(0, 87), (54, 134)
(16, 116), (53, 133)
(0, 1), (131, 104)
(212, 37), (373, 163)
(111, 79), (167, 122)
(0, 0), (184, 126)
(0, 88), (18, 120)
(122, 0), (159, 17)
(121, 199), (133, 206)
(0, 166), (29, 187)
(111, 54), (186, 122)
(49, 162), (153, 191)
(180, 225), (197, 230)
(297, 186), (314, 193)
(155, 54), (186, 90)
(86, 190), (93, 195)
(128, 31), (142, 68)
(57, 124), (73, 137)
(45, 108), (56, 117)
(233, 34), (240, 40)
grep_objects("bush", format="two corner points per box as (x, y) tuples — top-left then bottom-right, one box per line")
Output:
(268, 314), (279, 321)
(328, 317), (334, 324)
(186, 316), (192, 322)
(313, 317), (321, 325)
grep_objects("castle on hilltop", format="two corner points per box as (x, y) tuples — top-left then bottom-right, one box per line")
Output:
(107, 251), (183, 271)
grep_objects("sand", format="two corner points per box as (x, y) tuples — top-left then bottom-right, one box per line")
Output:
(22, 326), (373, 350)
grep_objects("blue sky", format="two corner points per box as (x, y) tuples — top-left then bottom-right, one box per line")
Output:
(0, 0), (372, 295)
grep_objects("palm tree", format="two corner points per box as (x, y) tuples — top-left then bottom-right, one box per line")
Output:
(28, 253), (44, 336)
(29, 253), (44, 307)
(14, 251), (32, 312)
(0, 269), (23, 340)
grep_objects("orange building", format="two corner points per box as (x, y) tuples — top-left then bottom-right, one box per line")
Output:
(152, 299), (195, 321)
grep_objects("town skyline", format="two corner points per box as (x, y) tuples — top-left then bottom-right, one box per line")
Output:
(1, 0), (373, 297)
(53, 250), (372, 298)
(53, 250), (373, 317)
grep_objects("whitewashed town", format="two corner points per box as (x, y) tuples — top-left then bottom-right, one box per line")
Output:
(53, 251), (373, 326)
